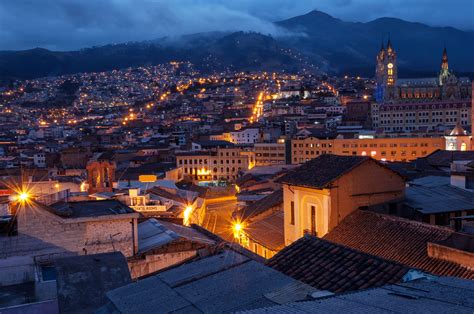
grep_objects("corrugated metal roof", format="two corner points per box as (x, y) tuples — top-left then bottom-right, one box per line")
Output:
(106, 276), (192, 313)
(245, 211), (284, 251)
(137, 219), (215, 254)
(171, 260), (317, 313)
(157, 250), (249, 287)
(137, 219), (180, 254)
(238, 277), (474, 313)
(405, 184), (474, 214)
(409, 175), (450, 188)
(264, 281), (320, 305)
(105, 250), (318, 313)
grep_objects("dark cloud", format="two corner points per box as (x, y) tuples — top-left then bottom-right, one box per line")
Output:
(0, 0), (472, 50)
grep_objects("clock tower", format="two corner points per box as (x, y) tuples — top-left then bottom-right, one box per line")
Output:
(375, 38), (398, 102)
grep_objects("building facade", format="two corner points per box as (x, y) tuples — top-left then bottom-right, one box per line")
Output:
(210, 128), (260, 145)
(373, 100), (471, 132)
(291, 136), (450, 163)
(176, 147), (255, 182)
(279, 155), (405, 245)
(254, 142), (286, 166)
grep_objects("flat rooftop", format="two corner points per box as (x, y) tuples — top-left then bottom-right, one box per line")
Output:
(49, 200), (136, 218)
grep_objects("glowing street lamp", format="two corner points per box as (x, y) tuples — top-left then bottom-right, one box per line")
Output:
(232, 220), (245, 240)
(10, 188), (32, 207)
(18, 192), (29, 202)
(183, 206), (193, 226)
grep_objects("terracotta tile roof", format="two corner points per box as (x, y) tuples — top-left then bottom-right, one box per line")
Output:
(266, 235), (409, 293)
(276, 154), (370, 189)
(324, 210), (474, 279)
(236, 189), (283, 221)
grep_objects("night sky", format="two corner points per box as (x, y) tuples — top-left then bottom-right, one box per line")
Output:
(0, 0), (472, 51)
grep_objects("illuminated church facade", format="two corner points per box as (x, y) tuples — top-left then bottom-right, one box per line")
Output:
(375, 41), (471, 103)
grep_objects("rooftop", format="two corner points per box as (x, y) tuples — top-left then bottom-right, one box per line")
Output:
(137, 218), (215, 254)
(324, 210), (474, 279)
(267, 235), (409, 293)
(422, 150), (474, 167)
(236, 189), (283, 221)
(48, 200), (136, 219)
(56, 252), (132, 313)
(104, 250), (318, 313)
(245, 211), (285, 252)
(240, 277), (474, 313)
(277, 154), (371, 189)
(116, 162), (176, 181)
(147, 186), (197, 206)
(405, 182), (474, 214)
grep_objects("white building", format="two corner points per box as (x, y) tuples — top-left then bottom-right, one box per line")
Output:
(229, 128), (259, 144)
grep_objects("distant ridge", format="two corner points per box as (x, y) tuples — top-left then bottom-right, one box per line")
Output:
(0, 9), (473, 81)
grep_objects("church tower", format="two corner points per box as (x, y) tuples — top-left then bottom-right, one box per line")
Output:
(439, 47), (452, 85)
(375, 38), (398, 102)
(375, 42), (385, 84)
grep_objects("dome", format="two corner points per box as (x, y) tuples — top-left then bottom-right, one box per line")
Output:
(449, 123), (467, 136)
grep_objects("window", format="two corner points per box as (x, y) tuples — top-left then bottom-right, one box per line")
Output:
(310, 206), (316, 235)
(40, 265), (57, 281)
(435, 213), (450, 226)
(290, 201), (295, 225)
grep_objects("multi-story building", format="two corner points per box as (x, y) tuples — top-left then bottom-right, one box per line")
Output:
(290, 125), (471, 163)
(373, 100), (471, 132)
(176, 147), (255, 182)
(254, 142), (287, 166)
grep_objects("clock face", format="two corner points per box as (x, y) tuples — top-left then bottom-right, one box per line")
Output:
(387, 63), (393, 69)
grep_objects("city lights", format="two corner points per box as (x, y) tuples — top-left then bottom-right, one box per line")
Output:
(0, 3), (471, 310)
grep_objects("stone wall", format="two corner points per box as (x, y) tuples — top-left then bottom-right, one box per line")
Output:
(0, 205), (134, 285)
(128, 251), (196, 279)
(428, 242), (474, 268)
(15, 206), (134, 258)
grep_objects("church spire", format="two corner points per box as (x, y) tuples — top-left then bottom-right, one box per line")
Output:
(439, 45), (451, 85)
(386, 35), (394, 56)
(377, 40), (385, 60)
(441, 46), (448, 71)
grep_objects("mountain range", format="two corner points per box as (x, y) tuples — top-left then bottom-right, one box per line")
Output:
(1, 10), (473, 81)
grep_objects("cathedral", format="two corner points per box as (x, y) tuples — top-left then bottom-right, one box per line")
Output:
(375, 40), (471, 103)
